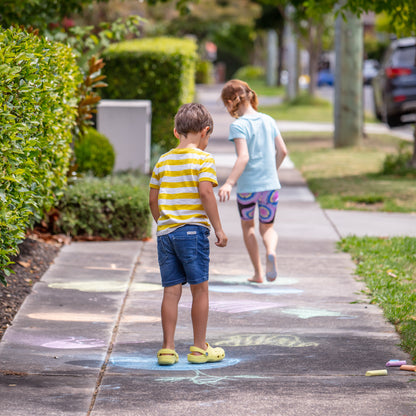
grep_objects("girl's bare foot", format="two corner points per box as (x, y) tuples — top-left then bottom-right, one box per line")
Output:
(248, 275), (263, 283)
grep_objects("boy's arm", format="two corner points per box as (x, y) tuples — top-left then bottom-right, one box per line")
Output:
(149, 188), (160, 223)
(199, 181), (227, 247)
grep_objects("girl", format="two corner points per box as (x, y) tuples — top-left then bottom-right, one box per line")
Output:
(218, 79), (287, 283)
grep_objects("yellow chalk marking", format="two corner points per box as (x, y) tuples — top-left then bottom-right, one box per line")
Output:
(217, 334), (318, 348)
(28, 312), (160, 323)
(48, 281), (162, 293)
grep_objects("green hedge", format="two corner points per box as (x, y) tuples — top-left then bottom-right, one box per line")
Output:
(74, 127), (115, 177)
(0, 27), (82, 283)
(196, 59), (214, 84)
(55, 174), (152, 240)
(101, 36), (197, 154)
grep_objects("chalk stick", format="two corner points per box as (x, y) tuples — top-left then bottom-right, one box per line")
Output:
(386, 360), (407, 367)
(365, 369), (388, 376)
(399, 365), (416, 372)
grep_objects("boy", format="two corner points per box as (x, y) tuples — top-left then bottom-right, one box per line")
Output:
(149, 103), (228, 365)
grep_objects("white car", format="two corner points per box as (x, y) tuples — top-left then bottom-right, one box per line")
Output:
(363, 59), (379, 85)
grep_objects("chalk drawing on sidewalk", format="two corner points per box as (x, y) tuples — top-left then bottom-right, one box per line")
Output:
(210, 274), (299, 286)
(216, 334), (319, 348)
(281, 308), (350, 319)
(85, 264), (130, 271)
(181, 300), (279, 314)
(2, 332), (106, 350)
(109, 356), (240, 372)
(209, 285), (302, 295)
(156, 369), (271, 386)
(28, 312), (160, 324)
(42, 337), (106, 349)
(48, 281), (162, 293)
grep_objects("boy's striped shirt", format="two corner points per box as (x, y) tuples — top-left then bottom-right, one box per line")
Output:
(150, 148), (218, 235)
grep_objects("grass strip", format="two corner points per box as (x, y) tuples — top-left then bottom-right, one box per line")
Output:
(285, 133), (416, 212)
(259, 90), (377, 123)
(338, 236), (416, 363)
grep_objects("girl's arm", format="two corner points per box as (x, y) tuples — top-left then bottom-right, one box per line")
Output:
(218, 138), (249, 202)
(199, 181), (228, 247)
(275, 133), (288, 170)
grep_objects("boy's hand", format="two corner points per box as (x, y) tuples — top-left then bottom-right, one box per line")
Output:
(215, 229), (228, 247)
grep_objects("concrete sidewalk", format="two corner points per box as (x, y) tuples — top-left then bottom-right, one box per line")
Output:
(0, 85), (415, 415)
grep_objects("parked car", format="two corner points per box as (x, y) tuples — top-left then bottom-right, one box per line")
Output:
(317, 69), (334, 87)
(363, 59), (379, 85)
(372, 37), (416, 127)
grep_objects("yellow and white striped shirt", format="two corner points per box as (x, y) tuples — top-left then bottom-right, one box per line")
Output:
(150, 148), (218, 236)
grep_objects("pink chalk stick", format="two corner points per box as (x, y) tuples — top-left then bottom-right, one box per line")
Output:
(386, 360), (407, 367)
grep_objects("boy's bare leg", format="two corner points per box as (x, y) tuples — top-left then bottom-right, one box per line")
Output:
(260, 222), (278, 277)
(190, 281), (209, 353)
(241, 219), (263, 283)
(161, 284), (182, 351)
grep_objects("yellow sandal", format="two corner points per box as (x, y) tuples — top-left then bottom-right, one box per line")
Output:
(187, 343), (225, 364)
(157, 348), (179, 365)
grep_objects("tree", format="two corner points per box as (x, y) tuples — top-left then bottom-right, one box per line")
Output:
(0, 0), (109, 31)
(307, 0), (416, 163)
(333, 8), (362, 147)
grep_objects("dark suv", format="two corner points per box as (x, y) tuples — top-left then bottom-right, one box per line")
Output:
(372, 37), (416, 127)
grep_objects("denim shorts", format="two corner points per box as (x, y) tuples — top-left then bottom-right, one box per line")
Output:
(157, 225), (210, 287)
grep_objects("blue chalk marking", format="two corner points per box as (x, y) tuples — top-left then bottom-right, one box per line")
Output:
(209, 285), (302, 295)
(211, 276), (299, 286)
(109, 355), (240, 371)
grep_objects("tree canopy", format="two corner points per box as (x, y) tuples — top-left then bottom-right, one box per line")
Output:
(0, 0), (108, 30)
(304, 0), (416, 36)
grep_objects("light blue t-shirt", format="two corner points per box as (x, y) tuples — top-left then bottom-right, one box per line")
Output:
(228, 112), (282, 193)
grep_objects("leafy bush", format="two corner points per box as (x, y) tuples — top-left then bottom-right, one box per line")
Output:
(0, 27), (82, 284)
(196, 60), (214, 84)
(382, 143), (416, 177)
(233, 65), (265, 81)
(101, 37), (197, 153)
(54, 174), (152, 240)
(74, 128), (115, 177)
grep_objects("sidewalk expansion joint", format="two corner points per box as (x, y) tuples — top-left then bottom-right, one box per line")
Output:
(322, 208), (342, 240)
(86, 243), (145, 416)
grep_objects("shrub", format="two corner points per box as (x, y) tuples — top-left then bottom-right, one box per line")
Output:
(101, 37), (197, 154)
(196, 59), (214, 84)
(382, 143), (416, 178)
(0, 27), (82, 284)
(74, 128), (115, 177)
(54, 174), (152, 240)
(233, 65), (265, 81)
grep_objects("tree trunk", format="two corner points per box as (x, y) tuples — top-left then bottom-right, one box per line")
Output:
(411, 125), (416, 168)
(307, 22), (323, 98)
(277, 26), (284, 87)
(284, 5), (298, 101)
(266, 30), (278, 86)
(333, 10), (363, 148)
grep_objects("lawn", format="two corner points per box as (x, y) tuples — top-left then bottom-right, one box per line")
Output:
(258, 90), (377, 123)
(284, 132), (416, 212)
(338, 236), (416, 363)
(245, 79), (285, 97)
(259, 93), (334, 122)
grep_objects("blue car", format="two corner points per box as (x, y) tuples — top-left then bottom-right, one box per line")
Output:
(317, 69), (334, 86)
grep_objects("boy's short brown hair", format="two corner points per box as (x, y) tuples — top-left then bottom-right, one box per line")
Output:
(174, 103), (213, 137)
